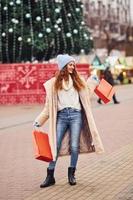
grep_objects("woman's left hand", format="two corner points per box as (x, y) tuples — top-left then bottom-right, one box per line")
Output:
(33, 121), (41, 127)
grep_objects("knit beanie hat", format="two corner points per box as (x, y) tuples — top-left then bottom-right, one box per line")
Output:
(57, 54), (75, 70)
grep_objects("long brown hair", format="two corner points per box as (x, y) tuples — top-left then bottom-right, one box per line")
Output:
(54, 65), (85, 91)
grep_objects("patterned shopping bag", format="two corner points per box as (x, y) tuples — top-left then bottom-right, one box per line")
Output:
(94, 78), (115, 104)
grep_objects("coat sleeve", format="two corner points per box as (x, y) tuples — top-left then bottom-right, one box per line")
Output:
(34, 80), (52, 126)
(34, 95), (49, 126)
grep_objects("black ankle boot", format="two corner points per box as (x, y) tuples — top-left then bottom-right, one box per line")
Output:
(97, 99), (102, 104)
(40, 168), (55, 188)
(68, 167), (76, 185)
(114, 101), (120, 104)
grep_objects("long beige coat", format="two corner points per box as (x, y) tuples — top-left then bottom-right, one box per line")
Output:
(35, 77), (104, 161)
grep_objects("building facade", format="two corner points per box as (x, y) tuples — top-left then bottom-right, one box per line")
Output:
(83, 0), (133, 55)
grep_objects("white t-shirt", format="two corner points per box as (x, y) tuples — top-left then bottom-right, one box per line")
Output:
(57, 86), (81, 111)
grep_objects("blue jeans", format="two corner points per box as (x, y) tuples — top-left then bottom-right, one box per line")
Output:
(48, 107), (82, 169)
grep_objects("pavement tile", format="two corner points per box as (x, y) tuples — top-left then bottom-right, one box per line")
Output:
(0, 84), (133, 200)
(24, 144), (133, 200)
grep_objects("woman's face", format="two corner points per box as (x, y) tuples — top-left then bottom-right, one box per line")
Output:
(66, 61), (75, 74)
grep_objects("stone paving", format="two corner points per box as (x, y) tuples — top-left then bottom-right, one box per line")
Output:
(0, 84), (133, 200)
(25, 144), (133, 200)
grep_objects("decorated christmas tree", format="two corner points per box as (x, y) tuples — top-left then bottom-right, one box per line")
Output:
(1, 0), (93, 63)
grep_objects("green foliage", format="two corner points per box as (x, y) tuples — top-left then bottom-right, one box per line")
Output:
(1, 0), (93, 63)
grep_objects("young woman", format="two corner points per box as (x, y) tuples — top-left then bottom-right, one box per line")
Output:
(34, 54), (104, 188)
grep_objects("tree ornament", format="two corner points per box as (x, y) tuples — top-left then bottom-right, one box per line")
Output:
(56, 18), (62, 24)
(25, 13), (31, 18)
(11, 18), (16, 23)
(11, 18), (19, 24)
(80, 49), (85, 53)
(18, 37), (22, 41)
(54, 24), (58, 29)
(73, 29), (78, 34)
(36, 16), (41, 21)
(38, 33), (43, 38)
(46, 28), (51, 33)
(46, 18), (50, 22)
(55, 8), (60, 13)
(27, 38), (31, 42)
(66, 32), (72, 37)
(2, 33), (6, 37)
(67, 13), (71, 17)
(57, 28), (61, 32)
(15, 19), (19, 24)
(85, 36), (89, 40)
(9, 28), (13, 33)
(84, 33), (87, 37)
(55, 0), (62, 3)
(76, 8), (80, 12)
(81, 21), (85, 25)
(81, 4), (84, 8)
(16, 0), (21, 4)
(9, 1), (14, 6)
(3, 6), (8, 11)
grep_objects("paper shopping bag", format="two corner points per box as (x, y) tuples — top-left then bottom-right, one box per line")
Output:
(94, 78), (115, 104)
(32, 130), (53, 162)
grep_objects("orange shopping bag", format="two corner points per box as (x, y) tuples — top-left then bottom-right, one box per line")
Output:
(94, 78), (115, 104)
(32, 130), (53, 162)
